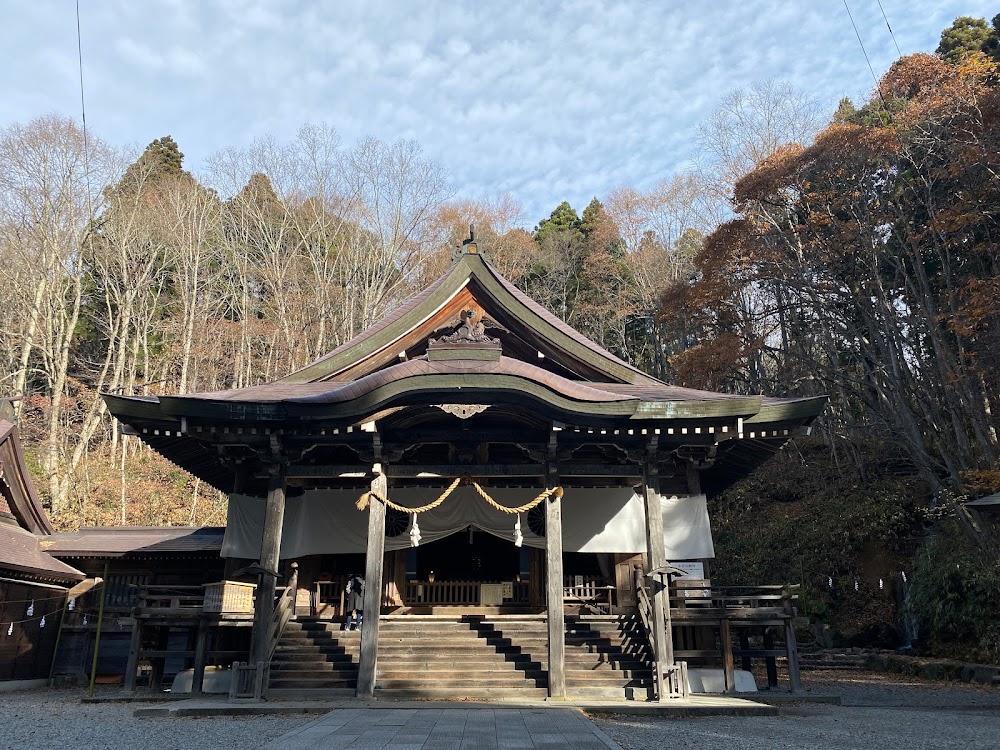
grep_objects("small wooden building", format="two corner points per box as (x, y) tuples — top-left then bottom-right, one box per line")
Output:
(0, 419), (84, 685)
(101, 235), (826, 700)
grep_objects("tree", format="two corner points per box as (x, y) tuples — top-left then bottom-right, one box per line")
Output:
(0, 115), (117, 512)
(696, 80), (823, 211)
(662, 53), (1000, 536)
(534, 201), (582, 242)
(524, 202), (586, 323)
(936, 15), (995, 63)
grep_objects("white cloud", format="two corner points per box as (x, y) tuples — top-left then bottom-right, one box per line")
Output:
(0, 0), (996, 222)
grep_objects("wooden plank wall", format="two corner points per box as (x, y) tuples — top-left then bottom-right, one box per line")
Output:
(0, 579), (66, 681)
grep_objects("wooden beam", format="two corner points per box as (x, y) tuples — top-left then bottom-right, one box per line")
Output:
(356, 464), (387, 698)
(249, 465), (286, 665)
(385, 464), (544, 478)
(284, 465), (371, 479)
(284, 463), (647, 479)
(544, 442), (566, 699)
(643, 455), (673, 702)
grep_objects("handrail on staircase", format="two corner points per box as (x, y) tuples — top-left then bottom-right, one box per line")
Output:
(231, 562), (300, 700)
(267, 562), (299, 663)
(633, 566), (689, 700)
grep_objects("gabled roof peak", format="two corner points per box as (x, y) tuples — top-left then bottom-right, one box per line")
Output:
(280, 244), (661, 387)
(450, 225), (481, 261)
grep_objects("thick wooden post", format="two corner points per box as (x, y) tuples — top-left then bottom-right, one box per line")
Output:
(721, 618), (735, 693)
(191, 618), (209, 694)
(123, 618), (142, 692)
(544, 455), (566, 699)
(249, 465), (286, 665)
(357, 464), (387, 698)
(784, 618), (802, 693)
(643, 457), (673, 701)
(764, 628), (778, 688)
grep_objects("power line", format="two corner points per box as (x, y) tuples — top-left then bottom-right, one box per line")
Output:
(75, 0), (95, 225)
(843, 0), (889, 108)
(875, 0), (903, 58)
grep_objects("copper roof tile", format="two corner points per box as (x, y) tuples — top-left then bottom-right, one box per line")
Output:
(0, 522), (84, 581)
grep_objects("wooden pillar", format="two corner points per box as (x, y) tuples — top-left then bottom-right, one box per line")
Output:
(739, 629), (752, 672)
(764, 628), (778, 688)
(123, 619), (142, 692)
(784, 618), (802, 693)
(356, 464), (387, 698)
(643, 457), (673, 701)
(191, 618), (209, 695)
(720, 617), (735, 693)
(544, 457), (566, 699)
(249, 465), (287, 665)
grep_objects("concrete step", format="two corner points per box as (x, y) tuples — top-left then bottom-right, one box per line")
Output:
(271, 668), (360, 680)
(268, 687), (357, 699)
(371, 687), (550, 699)
(378, 657), (540, 670)
(271, 663), (358, 675)
(373, 677), (546, 689)
(269, 677), (357, 689)
(569, 685), (654, 700)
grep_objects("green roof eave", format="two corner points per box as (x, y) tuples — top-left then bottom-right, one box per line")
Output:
(743, 396), (828, 425)
(102, 394), (179, 425)
(630, 396), (763, 420)
(157, 373), (644, 423)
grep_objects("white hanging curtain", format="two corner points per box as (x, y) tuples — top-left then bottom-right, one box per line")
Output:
(222, 485), (714, 559)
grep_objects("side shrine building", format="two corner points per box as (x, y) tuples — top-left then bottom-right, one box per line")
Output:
(100, 235), (826, 701)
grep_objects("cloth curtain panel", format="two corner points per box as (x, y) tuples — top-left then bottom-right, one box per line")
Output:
(221, 485), (714, 560)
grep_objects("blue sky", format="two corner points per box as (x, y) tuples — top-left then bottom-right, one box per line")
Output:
(2, 1), (996, 223)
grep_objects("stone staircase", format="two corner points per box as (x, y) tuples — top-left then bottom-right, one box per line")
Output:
(267, 613), (653, 700)
(268, 619), (360, 698)
(373, 616), (548, 698)
(477, 614), (654, 700)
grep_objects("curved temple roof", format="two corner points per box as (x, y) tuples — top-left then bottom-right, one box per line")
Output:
(103, 238), (826, 496)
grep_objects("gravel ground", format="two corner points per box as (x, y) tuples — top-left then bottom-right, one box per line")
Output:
(3, 672), (1000, 750)
(593, 670), (1000, 750)
(0, 687), (311, 750)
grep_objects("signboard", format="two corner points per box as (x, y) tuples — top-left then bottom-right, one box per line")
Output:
(670, 561), (704, 579)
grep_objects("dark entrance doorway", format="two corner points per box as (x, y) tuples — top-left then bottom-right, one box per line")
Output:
(414, 527), (519, 582)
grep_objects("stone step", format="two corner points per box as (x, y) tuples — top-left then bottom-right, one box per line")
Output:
(271, 659), (358, 672)
(378, 657), (540, 669)
(569, 685), (654, 700)
(271, 651), (358, 662)
(269, 677), (357, 689)
(268, 687), (356, 699)
(371, 687), (550, 700)
(271, 668), (360, 680)
(565, 674), (653, 686)
(373, 677), (546, 689)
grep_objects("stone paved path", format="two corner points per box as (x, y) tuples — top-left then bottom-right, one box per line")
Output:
(263, 708), (622, 750)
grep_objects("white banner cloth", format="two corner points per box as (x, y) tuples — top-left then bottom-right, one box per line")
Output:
(221, 486), (714, 560)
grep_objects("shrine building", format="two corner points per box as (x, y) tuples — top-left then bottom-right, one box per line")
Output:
(94, 233), (825, 701)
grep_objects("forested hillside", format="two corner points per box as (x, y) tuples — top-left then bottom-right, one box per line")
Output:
(2, 13), (999, 658)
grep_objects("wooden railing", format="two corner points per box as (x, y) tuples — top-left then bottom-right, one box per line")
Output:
(314, 579), (533, 610)
(633, 567), (690, 700)
(563, 576), (615, 613)
(134, 585), (207, 611)
(231, 563), (298, 700)
(403, 580), (530, 606)
(267, 563), (298, 662)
